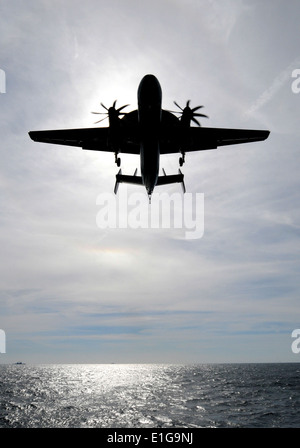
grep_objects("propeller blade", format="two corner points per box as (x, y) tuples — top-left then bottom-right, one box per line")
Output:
(174, 101), (183, 111)
(186, 100), (191, 108)
(191, 105), (204, 112)
(193, 113), (209, 118)
(94, 116), (108, 124)
(101, 103), (109, 111)
(116, 104), (129, 113)
(191, 117), (201, 126)
(91, 111), (107, 115)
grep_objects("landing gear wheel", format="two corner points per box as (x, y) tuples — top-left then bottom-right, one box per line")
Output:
(179, 156), (184, 167)
(114, 153), (121, 167)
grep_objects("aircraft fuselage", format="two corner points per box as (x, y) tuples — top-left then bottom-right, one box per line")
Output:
(137, 74), (162, 197)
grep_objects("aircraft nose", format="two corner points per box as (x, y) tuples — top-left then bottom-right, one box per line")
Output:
(141, 74), (159, 84)
(138, 74), (162, 105)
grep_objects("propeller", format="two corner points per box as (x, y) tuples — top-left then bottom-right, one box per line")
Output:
(172, 100), (208, 126)
(91, 100), (129, 124)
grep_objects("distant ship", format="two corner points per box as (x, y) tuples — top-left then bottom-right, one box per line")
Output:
(14, 362), (26, 365)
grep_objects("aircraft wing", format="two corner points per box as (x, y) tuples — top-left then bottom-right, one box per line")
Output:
(29, 124), (269, 155)
(28, 127), (140, 154)
(160, 127), (270, 154)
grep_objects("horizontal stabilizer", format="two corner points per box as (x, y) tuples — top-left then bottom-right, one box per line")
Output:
(114, 168), (143, 194)
(156, 169), (185, 193)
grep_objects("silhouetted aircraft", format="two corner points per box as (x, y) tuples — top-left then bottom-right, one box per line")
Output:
(29, 74), (270, 202)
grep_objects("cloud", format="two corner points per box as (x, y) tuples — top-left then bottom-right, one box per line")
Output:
(1, 0), (300, 363)
(244, 55), (300, 117)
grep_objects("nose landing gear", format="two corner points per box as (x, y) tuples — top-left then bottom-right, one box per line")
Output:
(115, 153), (121, 167)
(179, 152), (185, 167)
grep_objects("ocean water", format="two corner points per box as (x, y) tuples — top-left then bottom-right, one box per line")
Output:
(0, 363), (299, 428)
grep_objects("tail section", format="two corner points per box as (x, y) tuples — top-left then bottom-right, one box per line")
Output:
(114, 168), (185, 195)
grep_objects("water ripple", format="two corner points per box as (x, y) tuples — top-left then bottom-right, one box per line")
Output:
(0, 363), (299, 427)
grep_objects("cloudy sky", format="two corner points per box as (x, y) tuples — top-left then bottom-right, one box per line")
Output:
(1, 0), (300, 364)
